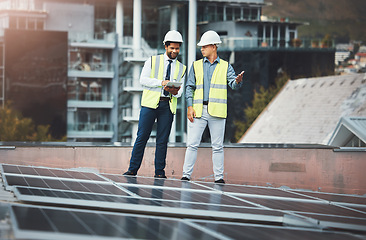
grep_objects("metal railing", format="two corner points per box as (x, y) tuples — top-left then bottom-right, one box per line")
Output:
(68, 123), (114, 132)
(120, 36), (158, 59)
(121, 48), (158, 59)
(120, 77), (143, 91)
(219, 37), (335, 51)
(68, 61), (114, 72)
(68, 32), (116, 44)
(67, 92), (113, 102)
(120, 108), (140, 119)
(0, 0), (41, 11)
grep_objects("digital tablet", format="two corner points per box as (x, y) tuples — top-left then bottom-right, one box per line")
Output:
(166, 81), (182, 88)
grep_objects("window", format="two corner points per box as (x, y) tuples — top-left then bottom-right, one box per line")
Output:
(217, 6), (223, 21)
(9, 16), (16, 29)
(36, 20), (44, 30)
(243, 8), (250, 20)
(226, 7), (233, 21)
(208, 6), (216, 22)
(251, 8), (259, 20)
(234, 8), (241, 20)
(18, 17), (26, 29)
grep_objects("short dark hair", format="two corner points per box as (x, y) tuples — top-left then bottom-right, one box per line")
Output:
(165, 41), (182, 47)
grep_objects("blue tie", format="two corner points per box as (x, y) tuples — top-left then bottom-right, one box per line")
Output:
(164, 60), (172, 96)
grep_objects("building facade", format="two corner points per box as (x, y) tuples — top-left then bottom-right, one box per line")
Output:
(0, 0), (331, 143)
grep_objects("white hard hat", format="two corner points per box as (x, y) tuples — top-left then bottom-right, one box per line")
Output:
(197, 30), (222, 46)
(163, 30), (183, 44)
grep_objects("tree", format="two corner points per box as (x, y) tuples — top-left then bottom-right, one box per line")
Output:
(0, 102), (53, 141)
(234, 73), (289, 142)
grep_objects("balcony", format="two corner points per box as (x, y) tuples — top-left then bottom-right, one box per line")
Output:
(220, 37), (335, 51)
(69, 32), (116, 49)
(121, 49), (157, 62)
(120, 36), (157, 62)
(67, 92), (114, 109)
(120, 77), (143, 92)
(120, 107), (140, 122)
(68, 61), (114, 78)
(67, 123), (114, 139)
(0, 0), (45, 11)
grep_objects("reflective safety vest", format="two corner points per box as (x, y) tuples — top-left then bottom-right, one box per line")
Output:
(192, 59), (228, 118)
(141, 54), (186, 114)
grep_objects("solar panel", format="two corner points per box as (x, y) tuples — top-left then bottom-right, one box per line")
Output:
(1, 164), (106, 181)
(295, 212), (366, 232)
(237, 196), (366, 218)
(197, 182), (316, 200)
(102, 173), (209, 190)
(289, 189), (366, 206)
(1, 163), (366, 239)
(7, 204), (363, 240)
(12, 186), (285, 224)
(118, 184), (252, 206)
(3, 175), (129, 195)
(192, 219), (363, 240)
(9, 204), (223, 240)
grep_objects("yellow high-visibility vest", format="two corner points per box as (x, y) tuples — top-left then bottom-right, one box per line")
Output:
(192, 59), (228, 118)
(141, 54), (186, 114)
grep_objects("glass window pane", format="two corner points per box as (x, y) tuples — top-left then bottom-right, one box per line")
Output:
(234, 8), (241, 20)
(217, 6), (223, 21)
(243, 8), (250, 19)
(36, 20), (44, 30)
(18, 18), (26, 29)
(226, 7), (233, 21)
(28, 19), (35, 30)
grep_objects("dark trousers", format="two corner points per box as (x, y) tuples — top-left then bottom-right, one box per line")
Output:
(128, 101), (173, 176)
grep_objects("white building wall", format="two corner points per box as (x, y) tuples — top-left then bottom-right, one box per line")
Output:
(43, 2), (94, 38)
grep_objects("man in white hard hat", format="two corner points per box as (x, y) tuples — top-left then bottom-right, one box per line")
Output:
(123, 30), (186, 178)
(181, 30), (244, 184)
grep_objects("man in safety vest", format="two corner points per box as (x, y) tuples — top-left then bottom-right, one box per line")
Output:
(181, 30), (244, 184)
(123, 30), (186, 178)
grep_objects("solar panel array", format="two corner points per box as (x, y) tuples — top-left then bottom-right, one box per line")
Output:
(1, 163), (365, 239)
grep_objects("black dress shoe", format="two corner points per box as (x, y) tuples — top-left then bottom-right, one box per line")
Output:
(214, 179), (225, 184)
(181, 177), (190, 181)
(154, 174), (167, 179)
(123, 171), (136, 176)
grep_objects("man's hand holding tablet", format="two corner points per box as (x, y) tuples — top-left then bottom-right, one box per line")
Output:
(164, 81), (181, 95)
(165, 81), (182, 88)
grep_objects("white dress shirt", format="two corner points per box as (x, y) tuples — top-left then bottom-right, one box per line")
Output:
(139, 53), (185, 98)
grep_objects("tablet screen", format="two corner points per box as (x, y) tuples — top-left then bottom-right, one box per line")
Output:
(166, 82), (182, 88)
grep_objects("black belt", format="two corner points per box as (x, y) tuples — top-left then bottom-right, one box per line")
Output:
(203, 101), (208, 105)
(160, 97), (170, 101)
